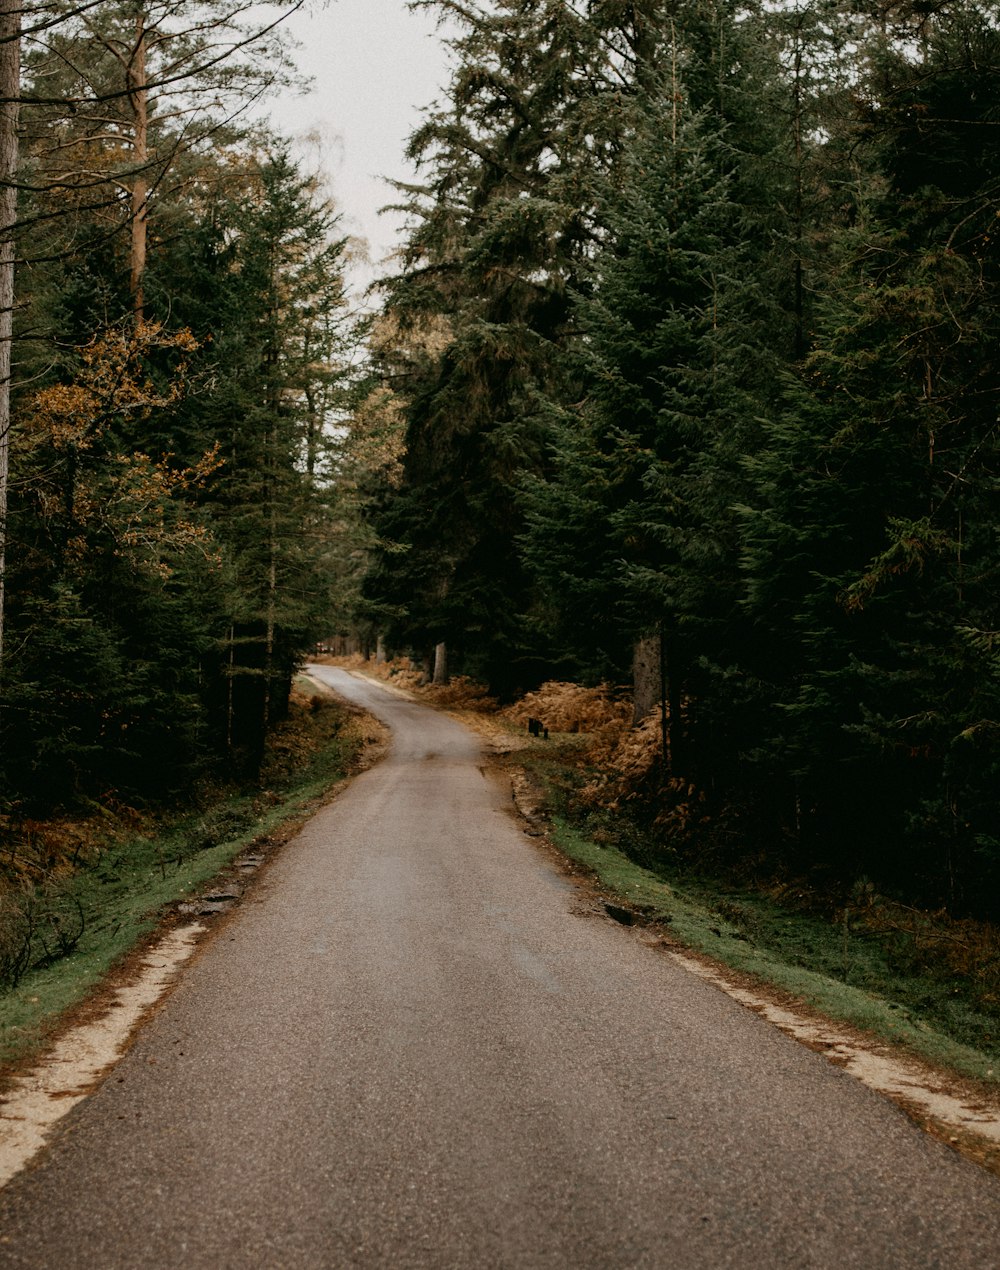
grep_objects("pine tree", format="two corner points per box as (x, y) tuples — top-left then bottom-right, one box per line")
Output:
(524, 0), (796, 784)
(173, 149), (357, 769)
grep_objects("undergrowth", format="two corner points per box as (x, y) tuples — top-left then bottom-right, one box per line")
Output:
(324, 653), (499, 711)
(0, 680), (372, 1071)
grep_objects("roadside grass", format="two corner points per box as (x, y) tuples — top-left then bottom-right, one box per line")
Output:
(0, 679), (371, 1073)
(510, 738), (1000, 1087)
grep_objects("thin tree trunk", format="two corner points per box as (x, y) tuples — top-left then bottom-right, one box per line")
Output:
(791, 15), (806, 359)
(664, 627), (683, 775)
(658, 625), (669, 770)
(264, 486), (276, 732)
(127, 14), (148, 317)
(631, 632), (660, 725)
(0, 0), (20, 674)
(226, 623), (235, 751)
(433, 641), (448, 685)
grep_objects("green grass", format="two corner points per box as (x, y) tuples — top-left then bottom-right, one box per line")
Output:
(548, 813), (1000, 1083)
(494, 723), (1000, 1087)
(0, 686), (364, 1072)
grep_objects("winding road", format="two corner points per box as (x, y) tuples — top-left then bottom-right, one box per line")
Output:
(0, 665), (999, 1268)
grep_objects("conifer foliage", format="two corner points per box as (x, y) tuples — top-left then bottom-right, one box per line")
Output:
(363, 0), (1000, 915)
(0, 3), (361, 809)
(3, 0), (1000, 916)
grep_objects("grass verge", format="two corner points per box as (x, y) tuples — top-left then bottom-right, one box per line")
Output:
(547, 812), (999, 1085)
(477, 727), (1000, 1090)
(0, 678), (377, 1074)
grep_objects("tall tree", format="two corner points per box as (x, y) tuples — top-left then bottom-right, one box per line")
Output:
(524, 0), (796, 781)
(367, 0), (690, 693)
(173, 149), (357, 768)
(0, 0), (301, 681)
(737, 0), (1000, 904)
(0, 0), (18, 672)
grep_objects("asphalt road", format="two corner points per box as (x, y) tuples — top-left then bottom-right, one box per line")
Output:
(1, 666), (999, 1269)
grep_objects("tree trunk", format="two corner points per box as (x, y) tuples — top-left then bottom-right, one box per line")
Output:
(226, 623), (235, 751)
(0, 0), (20, 674)
(432, 641), (448, 685)
(663, 627), (683, 775)
(632, 632), (660, 724)
(375, 634), (387, 665)
(127, 14), (148, 317)
(263, 489), (277, 734)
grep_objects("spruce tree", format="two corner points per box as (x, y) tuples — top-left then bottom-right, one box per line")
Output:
(524, 0), (796, 786)
(739, 1), (1000, 906)
(365, 0), (677, 694)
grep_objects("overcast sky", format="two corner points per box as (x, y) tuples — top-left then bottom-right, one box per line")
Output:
(265, 0), (456, 291)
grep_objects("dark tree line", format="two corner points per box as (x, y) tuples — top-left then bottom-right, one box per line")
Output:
(4, 0), (998, 918)
(362, 0), (1000, 915)
(0, 1), (364, 810)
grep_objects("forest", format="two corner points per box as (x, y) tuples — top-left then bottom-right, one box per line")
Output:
(2, 0), (999, 920)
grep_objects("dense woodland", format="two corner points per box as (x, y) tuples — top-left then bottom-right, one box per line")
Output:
(1, 0), (999, 919)
(0, 0), (366, 804)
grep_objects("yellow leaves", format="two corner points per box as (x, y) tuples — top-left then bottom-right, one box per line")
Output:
(19, 320), (221, 580)
(24, 385), (101, 452)
(348, 387), (406, 488)
(103, 448), (223, 576)
(22, 320), (200, 453)
(370, 308), (453, 362)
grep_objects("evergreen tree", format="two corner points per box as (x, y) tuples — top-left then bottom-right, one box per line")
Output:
(1, 320), (221, 804)
(173, 149), (357, 769)
(739, 1), (1000, 907)
(365, 0), (676, 694)
(524, 1), (796, 782)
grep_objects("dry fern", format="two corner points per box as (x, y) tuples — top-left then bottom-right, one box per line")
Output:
(501, 681), (631, 734)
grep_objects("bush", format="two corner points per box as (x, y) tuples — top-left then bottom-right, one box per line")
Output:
(0, 887), (33, 989)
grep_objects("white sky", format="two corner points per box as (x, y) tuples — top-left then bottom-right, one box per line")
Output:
(265, 0), (456, 291)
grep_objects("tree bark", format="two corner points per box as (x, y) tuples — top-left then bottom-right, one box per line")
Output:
(127, 13), (148, 317)
(432, 641), (448, 685)
(663, 626), (683, 774)
(0, 0), (20, 674)
(632, 632), (660, 725)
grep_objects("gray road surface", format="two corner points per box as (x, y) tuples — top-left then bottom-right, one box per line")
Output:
(1, 666), (999, 1268)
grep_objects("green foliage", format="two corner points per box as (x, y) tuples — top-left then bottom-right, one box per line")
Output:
(7, 0), (1000, 925)
(364, 0), (678, 694)
(5, 103), (361, 807)
(358, 0), (1000, 915)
